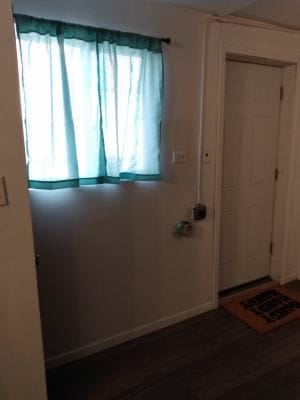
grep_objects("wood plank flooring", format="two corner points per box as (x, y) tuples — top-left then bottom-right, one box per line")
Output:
(47, 281), (300, 399)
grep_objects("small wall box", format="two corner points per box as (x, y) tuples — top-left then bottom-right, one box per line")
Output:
(192, 204), (207, 221)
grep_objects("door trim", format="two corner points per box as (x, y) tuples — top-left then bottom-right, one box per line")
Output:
(212, 41), (300, 308)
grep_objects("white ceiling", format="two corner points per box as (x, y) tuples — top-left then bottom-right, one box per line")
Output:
(148, 0), (300, 29)
(146, 0), (259, 15)
(234, 0), (300, 29)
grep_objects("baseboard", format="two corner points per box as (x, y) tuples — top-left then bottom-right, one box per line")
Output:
(45, 300), (215, 370)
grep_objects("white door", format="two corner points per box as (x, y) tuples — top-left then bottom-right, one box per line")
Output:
(219, 61), (282, 291)
(0, 1), (47, 399)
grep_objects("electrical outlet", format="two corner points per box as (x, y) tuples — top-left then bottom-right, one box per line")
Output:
(0, 177), (9, 207)
(173, 151), (188, 164)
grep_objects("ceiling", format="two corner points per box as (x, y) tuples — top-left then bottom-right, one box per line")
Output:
(233, 0), (300, 29)
(148, 0), (300, 29)
(147, 0), (258, 15)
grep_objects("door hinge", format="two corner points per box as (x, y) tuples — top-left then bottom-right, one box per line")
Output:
(275, 168), (279, 181)
(270, 242), (274, 255)
(280, 86), (284, 100)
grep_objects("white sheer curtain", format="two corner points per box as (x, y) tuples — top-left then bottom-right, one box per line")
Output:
(16, 15), (163, 189)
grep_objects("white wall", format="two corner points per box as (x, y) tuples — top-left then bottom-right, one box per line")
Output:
(0, 0), (47, 398)
(13, 0), (300, 367)
(14, 0), (216, 365)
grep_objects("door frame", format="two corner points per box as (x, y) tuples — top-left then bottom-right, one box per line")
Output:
(212, 41), (300, 307)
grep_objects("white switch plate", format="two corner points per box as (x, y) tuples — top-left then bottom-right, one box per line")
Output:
(0, 177), (9, 207)
(173, 151), (188, 164)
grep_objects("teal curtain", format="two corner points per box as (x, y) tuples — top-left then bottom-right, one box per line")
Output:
(15, 15), (163, 189)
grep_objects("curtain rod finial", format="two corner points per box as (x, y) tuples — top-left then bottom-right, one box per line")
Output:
(162, 38), (171, 44)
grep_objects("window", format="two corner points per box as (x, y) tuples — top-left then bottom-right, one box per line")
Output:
(15, 15), (163, 189)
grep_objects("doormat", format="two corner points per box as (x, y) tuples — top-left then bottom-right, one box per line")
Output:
(221, 285), (300, 333)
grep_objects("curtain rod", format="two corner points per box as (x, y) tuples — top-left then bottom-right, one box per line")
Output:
(14, 11), (172, 45)
(13, 11), (172, 45)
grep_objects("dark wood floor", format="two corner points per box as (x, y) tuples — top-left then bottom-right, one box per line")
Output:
(47, 281), (300, 399)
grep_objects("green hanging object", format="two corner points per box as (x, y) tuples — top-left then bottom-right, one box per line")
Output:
(174, 220), (192, 238)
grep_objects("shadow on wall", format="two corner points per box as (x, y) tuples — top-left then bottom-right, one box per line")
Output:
(31, 183), (165, 357)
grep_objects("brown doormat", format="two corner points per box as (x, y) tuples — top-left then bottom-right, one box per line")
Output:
(221, 285), (300, 333)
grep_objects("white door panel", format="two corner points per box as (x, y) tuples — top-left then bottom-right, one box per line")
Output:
(219, 61), (282, 291)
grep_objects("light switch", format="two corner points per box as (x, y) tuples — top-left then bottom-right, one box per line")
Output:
(173, 151), (188, 164)
(0, 177), (9, 207)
